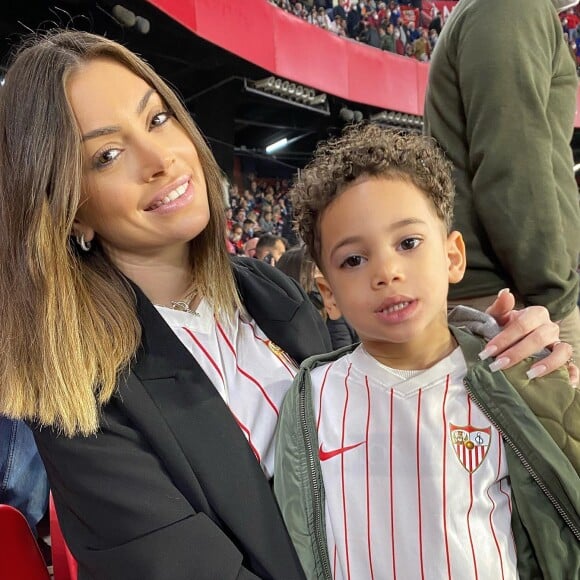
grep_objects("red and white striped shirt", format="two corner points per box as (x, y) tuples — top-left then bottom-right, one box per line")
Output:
(157, 300), (297, 478)
(312, 345), (518, 580)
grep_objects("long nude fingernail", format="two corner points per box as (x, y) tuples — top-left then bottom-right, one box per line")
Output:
(489, 357), (510, 372)
(526, 365), (547, 380)
(478, 344), (498, 361)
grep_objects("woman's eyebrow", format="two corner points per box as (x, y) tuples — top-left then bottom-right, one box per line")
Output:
(82, 88), (156, 141)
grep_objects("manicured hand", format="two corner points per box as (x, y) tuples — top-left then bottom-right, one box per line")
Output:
(481, 289), (577, 386)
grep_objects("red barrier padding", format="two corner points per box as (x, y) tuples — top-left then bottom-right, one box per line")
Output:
(147, 0), (580, 126)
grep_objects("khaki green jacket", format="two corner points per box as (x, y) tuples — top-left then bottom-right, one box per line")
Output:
(274, 327), (580, 579)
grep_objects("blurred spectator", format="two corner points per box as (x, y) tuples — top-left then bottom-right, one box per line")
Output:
(234, 207), (246, 225)
(247, 209), (261, 229)
(237, 197), (249, 211)
(293, 2), (307, 19)
(359, 18), (381, 47)
(406, 20), (420, 42)
(394, 26), (405, 54)
(242, 218), (257, 242)
(428, 8), (442, 34)
(225, 206), (234, 231)
(389, 1), (401, 25)
(397, 19), (408, 44)
(329, 14), (347, 36)
(380, 22), (396, 51)
(225, 235), (236, 255)
(429, 28), (439, 49)
(563, 6), (580, 40)
(377, 2), (389, 24)
(255, 234), (287, 265)
(243, 236), (260, 258)
(413, 27), (431, 61)
(314, 6), (331, 28)
(333, 0), (348, 20)
(259, 208), (276, 233)
(367, 8), (381, 29)
(347, 1), (362, 36)
(228, 223), (244, 254)
(229, 183), (240, 206)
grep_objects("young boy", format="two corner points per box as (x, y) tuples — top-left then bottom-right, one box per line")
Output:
(274, 125), (580, 579)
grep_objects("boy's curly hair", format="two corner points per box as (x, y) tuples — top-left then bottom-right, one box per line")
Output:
(291, 123), (455, 266)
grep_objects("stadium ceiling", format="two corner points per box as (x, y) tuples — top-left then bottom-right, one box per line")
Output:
(0, 0), (372, 172)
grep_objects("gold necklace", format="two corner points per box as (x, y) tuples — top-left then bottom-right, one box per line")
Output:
(161, 286), (199, 316)
(169, 299), (199, 316)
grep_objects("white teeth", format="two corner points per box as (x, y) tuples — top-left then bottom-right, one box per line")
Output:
(384, 301), (409, 314)
(149, 182), (188, 209)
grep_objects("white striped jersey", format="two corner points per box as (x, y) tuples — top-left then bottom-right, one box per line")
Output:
(312, 345), (518, 580)
(156, 300), (297, 478)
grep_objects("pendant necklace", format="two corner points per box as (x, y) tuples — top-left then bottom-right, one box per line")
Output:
(159, 287), (199, 316)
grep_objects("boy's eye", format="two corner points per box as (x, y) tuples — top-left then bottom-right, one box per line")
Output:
(341, 255), (365, 268)
(399, 237), (421, 251)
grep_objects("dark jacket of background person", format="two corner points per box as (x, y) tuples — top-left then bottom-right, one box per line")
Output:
(424, 0), (580, 321)
(347, 5), (362, 38)
(33, 258), (331, 580)
(276, 246), (358, 351)
(326, 316), (359, 350)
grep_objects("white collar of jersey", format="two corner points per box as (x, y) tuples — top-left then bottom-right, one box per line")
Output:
(349, 344), (467, 394)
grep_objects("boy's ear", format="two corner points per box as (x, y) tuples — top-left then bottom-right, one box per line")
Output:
(447, 230), (466, 284)
(315, 276), (343, 320)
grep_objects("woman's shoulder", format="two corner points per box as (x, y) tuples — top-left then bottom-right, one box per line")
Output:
(231, 256), (304, 299)
(231, 256), (332, 358)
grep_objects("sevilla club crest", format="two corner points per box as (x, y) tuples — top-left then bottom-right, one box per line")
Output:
(449, 424), (491, 473)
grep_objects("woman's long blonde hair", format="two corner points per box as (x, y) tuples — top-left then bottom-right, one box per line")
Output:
(0, 30), (240, 436)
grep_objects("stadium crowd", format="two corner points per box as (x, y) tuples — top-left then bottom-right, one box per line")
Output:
(269, 0), (580, 73)
(268, 0), (446, 62)
(225, 174), (297, 259)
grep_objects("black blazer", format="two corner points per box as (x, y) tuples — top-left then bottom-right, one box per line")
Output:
(34, 258), (331, 580)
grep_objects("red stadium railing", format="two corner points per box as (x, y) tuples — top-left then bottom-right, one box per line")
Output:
(147, 0), (580, 127)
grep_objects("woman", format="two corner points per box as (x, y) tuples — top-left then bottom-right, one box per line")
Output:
(0, 30), (571, 580)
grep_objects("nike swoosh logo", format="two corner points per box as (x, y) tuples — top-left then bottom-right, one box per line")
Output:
(319, 441), (365, 461)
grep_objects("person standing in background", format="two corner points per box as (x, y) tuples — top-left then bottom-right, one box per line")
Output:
(424, 0), (580, 355)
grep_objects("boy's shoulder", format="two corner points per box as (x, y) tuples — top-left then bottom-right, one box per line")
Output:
(298, 343), (358, 374)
